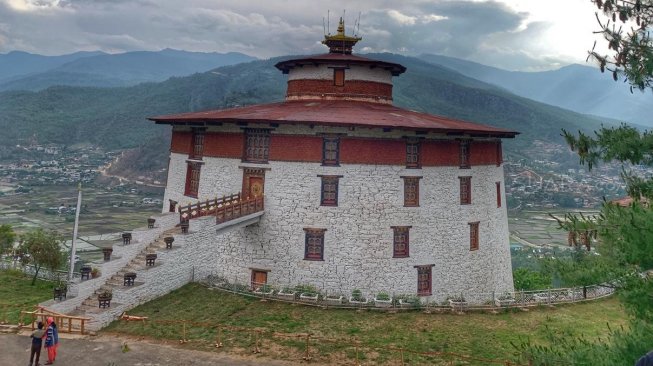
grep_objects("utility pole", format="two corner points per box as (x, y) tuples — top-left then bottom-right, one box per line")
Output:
(68, 182), (82, 283)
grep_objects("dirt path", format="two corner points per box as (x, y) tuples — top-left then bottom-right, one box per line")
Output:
(0, 333), (300, 366)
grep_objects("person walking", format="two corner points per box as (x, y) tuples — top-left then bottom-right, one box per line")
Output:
(28, 321), (45, 366)
(43, 317), (59, 365)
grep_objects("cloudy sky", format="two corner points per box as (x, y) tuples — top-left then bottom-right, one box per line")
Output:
(0, 0), (605, 71)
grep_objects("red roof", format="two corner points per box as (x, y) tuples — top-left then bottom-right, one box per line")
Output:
(275, 53), (406, 76)
(149, 100), (518, 138)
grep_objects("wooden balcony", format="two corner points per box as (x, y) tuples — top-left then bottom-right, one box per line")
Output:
(178, 193), (265, 226)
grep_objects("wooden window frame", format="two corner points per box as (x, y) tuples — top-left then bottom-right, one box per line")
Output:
(406, 139), (421, 168)
(496, 141), (503, 166)
(304, 228), (326, 261)
(496, 182), (502, 208)
(190, 128), (205, 160)
(414, 264), (434, 296)
(402, 176), (421, 207)
(184, 162), (201, 198)
(392, 226), (411, 258)
(459, 140), (471, 169)
(333, 68), (345, 86)
(322, 136), (340, 166)
(319, 175), (342, 206)
(469, 221), (480, 251)
(243, 128), (271, 163)
(459, 176), (471, 205)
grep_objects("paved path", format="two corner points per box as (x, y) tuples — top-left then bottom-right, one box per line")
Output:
(0, 333), (298, 366)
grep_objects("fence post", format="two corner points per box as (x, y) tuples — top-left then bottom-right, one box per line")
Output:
(302, 333), (312, 361)
(547, 288), (552, 306)
(215, 325), (223, 348)
(180, 320), (188, 344)
(355, 339), (361, 366)
(400, 347), (405, 366)
(252, 330), (261, 354)
(492, 291), (496, 308)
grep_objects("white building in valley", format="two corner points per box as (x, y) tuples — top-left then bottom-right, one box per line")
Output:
(150, 20), (518, 301)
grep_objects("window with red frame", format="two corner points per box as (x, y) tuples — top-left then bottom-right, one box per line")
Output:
(244, 129), (270, 163)
(460, 140), (470, 168)
(304, 228), (326, 261)
(469, 221), (480, 251)
(334, 68), (345, 86)
(322, 136), (340, 166)
(392, 226), (411, 258)
(184, 162), (201, 198)
(459, 176), (471, 205)
(320, 175), (341, 206)
(190, 128), (205, 159)
(496, 182), (502, 208)
(406, 139), (420, 168)
(403, 176), (421, 207)
(416, 265), (433, 296)
(496, 141), (503, 166)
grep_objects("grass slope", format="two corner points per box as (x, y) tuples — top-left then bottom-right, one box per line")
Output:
(105, 283), (627, 365)
(0, 270), (53, 324)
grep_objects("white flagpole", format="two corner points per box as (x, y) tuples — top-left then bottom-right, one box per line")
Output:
(68, 183), (82, 283)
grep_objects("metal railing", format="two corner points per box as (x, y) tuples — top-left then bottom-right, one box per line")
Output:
(0, 261), (80, 281)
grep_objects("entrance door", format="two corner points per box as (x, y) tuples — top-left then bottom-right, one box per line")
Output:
(251, 270), (268, 290)
(242, 168), (265, 199)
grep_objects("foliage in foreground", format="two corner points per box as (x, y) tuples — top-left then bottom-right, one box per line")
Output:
(0, 270), (52, 323)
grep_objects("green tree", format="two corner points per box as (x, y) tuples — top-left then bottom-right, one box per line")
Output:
(589, 0), (653, 90)
(17, 229), (66, 285)
(0, 224), (16, 255)
(512, 267), (552, 290)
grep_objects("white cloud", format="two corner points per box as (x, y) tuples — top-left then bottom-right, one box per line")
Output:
(387, 10), (417, 25)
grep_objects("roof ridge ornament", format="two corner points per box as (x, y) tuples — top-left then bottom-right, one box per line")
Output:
(322, 17), (362, 54)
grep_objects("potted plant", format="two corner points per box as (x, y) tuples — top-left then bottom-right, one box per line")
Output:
(276, 286), (296, 301)
(97, 288), (112, 308)
(495, 292), (515, 307)
(397, 295), (420, 309)
(324, 293), (345, 305)
(448, 294), (467, 311)
(297, 284), (319, 302)
(253, 284), (275, 296)
(91, 267), (101, 278)
(53, 280), (67, 301)
(348, 289), (368, 305)
(374, 292), (393, 308)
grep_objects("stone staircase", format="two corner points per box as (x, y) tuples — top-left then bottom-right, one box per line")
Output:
(73, 227), (180, 316)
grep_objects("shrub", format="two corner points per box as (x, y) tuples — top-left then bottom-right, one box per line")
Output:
(376, 292), (391, 301)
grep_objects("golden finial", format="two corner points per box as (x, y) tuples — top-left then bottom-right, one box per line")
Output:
(322, 16), (362, 54)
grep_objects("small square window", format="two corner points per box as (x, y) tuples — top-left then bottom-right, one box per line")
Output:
(392, 226), (411, 258)
(319, 175), (341, 206)
(406, 139), (420, 168)
(322, 136), (340, 166)
(334, 69), (345, 86)
(402, 176), (421, 207)
(469, 221), (480, 251)
(304, 228), (326, 261)
(459, 176), (471, 205)
(460, 140), (470, 169)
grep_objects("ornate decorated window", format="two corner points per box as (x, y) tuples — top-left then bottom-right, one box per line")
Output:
(334, 68), (345, 86)
(244, 128), (270, 163)
(319, 175), (341, 206)
(496, 182), (502, 208)
(304, 228), (326, 261)
(392, 226), (411, 258)
(459, 176), (471, 205)
(184, 162), (201, 198)
(415, 265), (434, 296)
(322, 136), (340, 166)
(406, 138), (420, 168)
(402, 176), (421, 207)
(469, 221), (480, 251)
(459, 140), (470, 169)
(190, 128), (205, 159)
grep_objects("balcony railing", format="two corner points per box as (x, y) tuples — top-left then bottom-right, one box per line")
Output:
(178, 193), (241, 222)
(216, 195), (265, 224)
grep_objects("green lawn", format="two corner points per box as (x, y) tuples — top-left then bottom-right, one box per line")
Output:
(0, 269), (54, 324)
(104, 283), (628, 365)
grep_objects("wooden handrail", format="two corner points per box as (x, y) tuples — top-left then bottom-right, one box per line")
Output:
(20, 307), (91, 335)
(216, 195), (264, 224)
(178, 193), (241, 222)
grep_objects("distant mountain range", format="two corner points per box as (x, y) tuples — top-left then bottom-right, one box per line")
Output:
(419, 53), (652, 127)
(0, 49), (256, 91)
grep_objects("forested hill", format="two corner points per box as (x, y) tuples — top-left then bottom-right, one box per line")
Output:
(0, 54), (616, 164)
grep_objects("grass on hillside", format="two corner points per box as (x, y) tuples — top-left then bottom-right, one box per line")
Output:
(104, 283), (628, 365)
(0, 269), (54, 324)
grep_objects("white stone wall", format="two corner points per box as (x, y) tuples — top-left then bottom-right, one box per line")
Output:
(288, 64), (393, 85)
(162, 142), (514, 302)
